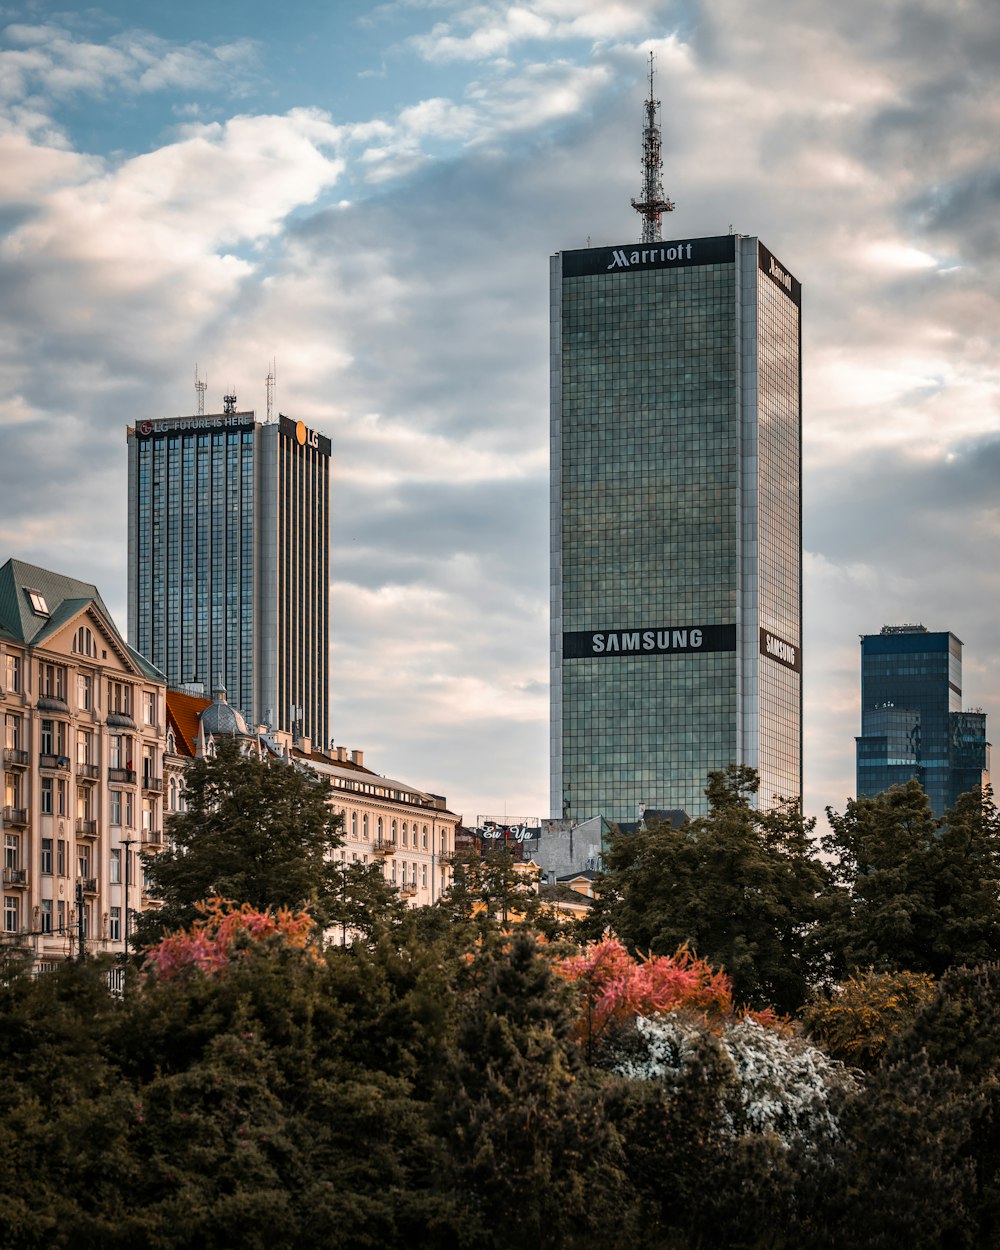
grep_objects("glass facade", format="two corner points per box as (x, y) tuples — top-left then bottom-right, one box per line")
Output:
(856, 626), (990, 818)
(127, 413), (331, 745)
(551, 235), (801, 823)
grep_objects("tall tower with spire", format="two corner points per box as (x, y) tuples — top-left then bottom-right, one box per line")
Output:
(548, 57), (803, 823)
(630, 51), (674, 243)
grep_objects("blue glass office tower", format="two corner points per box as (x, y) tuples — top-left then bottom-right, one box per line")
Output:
(127, 412), (331, 746)
(856, 625), (990, 818)
(551, 235), (802, 823)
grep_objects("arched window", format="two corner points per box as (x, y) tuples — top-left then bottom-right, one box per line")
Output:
(362, 814), (368, 840)
(73, 626), (95, 657)
(391, 820), (397, 843)
(422, 825), (428, 848)
(168, 777), (178, 811)
(377, 817), (383, 841)
(351, 811), (357, 839)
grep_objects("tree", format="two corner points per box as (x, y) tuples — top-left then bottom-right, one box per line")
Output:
(818, 780), (1000, 977)
(587, 766), (833, 1013)
(135, 737), (344, 947)
(801, 969), (937, 1070)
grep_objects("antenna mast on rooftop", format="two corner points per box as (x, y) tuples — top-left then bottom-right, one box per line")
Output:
(265, 359), (276, 424)
(194, 363), (207, 416)
(630, 51), (675, 243)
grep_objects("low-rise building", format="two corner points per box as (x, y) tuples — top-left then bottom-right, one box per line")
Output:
(0, 558), (168, 965)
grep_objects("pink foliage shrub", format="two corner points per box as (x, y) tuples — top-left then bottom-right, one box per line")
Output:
(142, 897), (316, 980)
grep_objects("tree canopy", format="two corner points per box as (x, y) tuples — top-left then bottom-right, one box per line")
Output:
(586, 766), (832, 1013)
(134, 738), (345, 947)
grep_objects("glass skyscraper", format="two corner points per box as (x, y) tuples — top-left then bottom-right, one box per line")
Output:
(856, 625), (990, 818)
(550, 234), (802, 823)
(127, 411), (331, 746)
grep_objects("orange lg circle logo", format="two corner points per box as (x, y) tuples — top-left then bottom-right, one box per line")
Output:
(295, 420), (307, 445)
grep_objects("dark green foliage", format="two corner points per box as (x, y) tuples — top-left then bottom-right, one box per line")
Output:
(587, 766), (832, 1012)
(134, 737), (344, 946)
(819, 781), (1000, 977)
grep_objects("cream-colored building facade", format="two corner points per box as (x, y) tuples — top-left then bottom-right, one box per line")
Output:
(1, 559), (173, 967)
(300, 745), (459, 905)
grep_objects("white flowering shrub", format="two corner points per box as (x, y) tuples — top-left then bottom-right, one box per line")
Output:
(612, 1013), (859, 1151)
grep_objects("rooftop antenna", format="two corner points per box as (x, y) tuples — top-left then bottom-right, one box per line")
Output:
(194, 363), (207, 416)
(265, 359), (276, 424)
(223, 392), (237, 415)
(630, 51), (675, 243)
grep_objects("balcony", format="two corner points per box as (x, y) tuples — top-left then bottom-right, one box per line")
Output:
(2, 806), (27, 826)
(108, 768), (136, 785)
(2, 747), (28, 767)
(141, 775), (163, 793)
(2, 867), (27, 887)
(78, 764), (100, 782)
(76, 818), (98, 838)
(141, 829), (163, 849)
(81, 877), (98, 895)
(39, 753), (70, 771)
(372, 839), (396, 857)
(400, 883), (418, 898)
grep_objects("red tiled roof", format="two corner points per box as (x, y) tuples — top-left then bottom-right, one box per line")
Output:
(166, 689), (212, 757)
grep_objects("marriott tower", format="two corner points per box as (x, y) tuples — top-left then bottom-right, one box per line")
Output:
(550, 233), (803, 822)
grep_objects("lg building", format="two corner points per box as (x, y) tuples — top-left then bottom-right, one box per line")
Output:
(126, 410), (331, 746)
(550, 234), (802, 823)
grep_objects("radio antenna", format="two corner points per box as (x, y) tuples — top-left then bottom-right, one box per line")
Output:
(630, 51), (675, 243)
(194, 363), (207, 416)
(265, 359), (276, 424)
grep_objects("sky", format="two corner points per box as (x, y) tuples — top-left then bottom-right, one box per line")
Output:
(1, 0), (998, 827)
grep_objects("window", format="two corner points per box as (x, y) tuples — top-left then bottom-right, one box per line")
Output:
(110, 848), (121, 884)
(440, 831), (447, 854)
(144, 691), (157, 726)
(166, 729), (176, 754)
(4, 772), (21, 809)
(422, 825), (428, 849)
(395, 820), (402, 845)
(25, 589), (48, 616)
(362, 814), (368, 840)
(40, 720), (66, 757)
(109, 735), (133, 769)
(77, 731), (93, 767)
(77, 673), (93, 710)
(422, 864), (428, 887)
(109, 907), (121, 942)
(351, 811), (357, 839)
(4, 833), (18, 870)
(77, 846), (91, 879)
(168, 776), (178, 811)
(73, 626), (96, 657)
(57, 900), (65, 932)
(38, 663), (66, 701)
(41, 838), (53, 875)
(107, 681), (132, 718)
(57, 840), (66, 876)
(3, 653), (21, 694)
(4, 895), (19, 932)
(76, 788), (91, 821)
(40, 899), (53, 934)
(377, 817), (383, 842)
(56, 779), (67, 817)
(40, 777), (53, 815)
(4, 714), (21, 750)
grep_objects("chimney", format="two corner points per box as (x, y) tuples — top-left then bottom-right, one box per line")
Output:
(336, 747), (348, 763)
(351, 749), (364, 767)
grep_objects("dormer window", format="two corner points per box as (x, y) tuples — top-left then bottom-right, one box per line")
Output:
(25, 589), (49, 616)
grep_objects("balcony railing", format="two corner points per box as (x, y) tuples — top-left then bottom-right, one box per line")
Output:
(81, 877), (98, 895)
(142, 775), (163, 793)
(108, 768), (136, 785)
(78, 764), (100, 781)
(39, 753), (70, 771)
(75, 818), (98, 838)
(2, 867), (27, 886)
(2, 806), (27, 826)
(2, 747), (28, 766)
(372, 839), (397, 857)
(400, 883), (418, 897)
(141, 829), (163, 848)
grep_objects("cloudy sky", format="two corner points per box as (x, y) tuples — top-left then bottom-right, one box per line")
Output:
(1, 0), (997, 825)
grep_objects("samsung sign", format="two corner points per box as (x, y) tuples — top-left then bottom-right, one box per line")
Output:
(564, 624), (736, 660)
(561, 235), (736, 278)
(760, 628), (801, 673)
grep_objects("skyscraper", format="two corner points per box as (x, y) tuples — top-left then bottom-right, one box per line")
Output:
(856, 625), (990, 818)
(127, 409), (331, 746)
(550, 232), (802, 823)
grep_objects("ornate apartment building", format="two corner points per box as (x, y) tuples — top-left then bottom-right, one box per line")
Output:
(0, 559), (174, 965)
